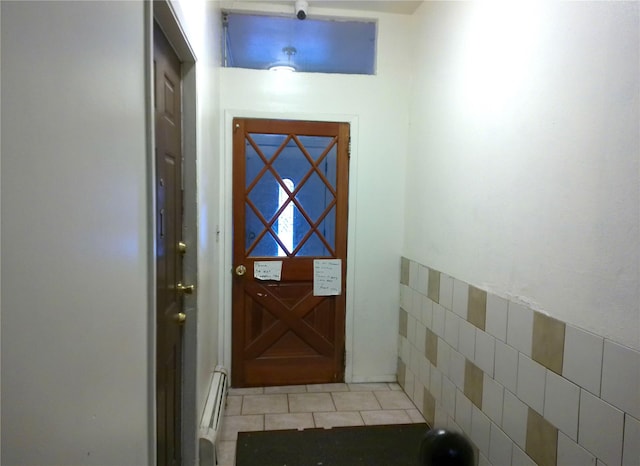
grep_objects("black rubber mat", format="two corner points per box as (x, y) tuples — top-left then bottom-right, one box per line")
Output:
(235, 423), (429, 466)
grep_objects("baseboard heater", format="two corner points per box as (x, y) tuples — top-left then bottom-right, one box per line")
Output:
(199, 365), (229, 466)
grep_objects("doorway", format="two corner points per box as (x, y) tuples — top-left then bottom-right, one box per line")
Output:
(151, 4), (199, 463)
(231, 118), (350, 387)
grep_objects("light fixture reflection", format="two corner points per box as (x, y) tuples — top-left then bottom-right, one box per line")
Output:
(269, 65), (296, 72)
(269, 46), (297, 72)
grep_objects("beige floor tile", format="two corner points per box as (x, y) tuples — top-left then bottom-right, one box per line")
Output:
(220, 415), (264, 441)
(216, 440), (236, 465)
(314, 411), (365, 429)
(347, 383), (391, 391)
(228, 387), (264, 396)
(264, 384), (308, 394)
(265, 412), (315, 431)
(289, 392), (335, 413)
(360, 409), (412, 425)
(388, 383), (403, 391)
(224, 395), (242, 416)
(332, 391), (381, 411)
(406, 408), (428, 423)
(374, 390), (416, 409)
(306, 383), (349, 392)
(242, 394), (288, 415)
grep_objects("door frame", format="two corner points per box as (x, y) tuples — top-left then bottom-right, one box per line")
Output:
(220, 110), (360, 385)
(146, 1), (198, 464)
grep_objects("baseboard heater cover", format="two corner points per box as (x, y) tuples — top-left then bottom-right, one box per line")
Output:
(198, 365), (228, 466)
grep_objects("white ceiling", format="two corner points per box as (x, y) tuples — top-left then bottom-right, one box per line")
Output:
(237, 0), (424, 15)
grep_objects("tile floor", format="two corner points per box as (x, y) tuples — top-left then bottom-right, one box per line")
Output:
(217, 382), (426, 466)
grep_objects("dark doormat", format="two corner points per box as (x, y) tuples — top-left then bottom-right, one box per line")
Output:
(235, 423), (429, 466)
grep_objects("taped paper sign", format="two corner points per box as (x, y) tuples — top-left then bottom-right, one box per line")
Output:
(254, 261), (282, 281)
(313, 259), (341, 296)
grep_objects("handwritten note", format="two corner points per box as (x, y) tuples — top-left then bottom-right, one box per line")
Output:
(313, 259), (341, 296)
(254, 261), (282, 281)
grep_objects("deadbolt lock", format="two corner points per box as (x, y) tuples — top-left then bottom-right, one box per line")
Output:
(235, 265), (247, 276)
(175, 312), (187, 324)
(178, 241), (187, 254)
(177, 283), (195, 294)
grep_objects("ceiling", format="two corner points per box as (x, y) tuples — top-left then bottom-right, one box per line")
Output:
(267, 0), (424, 15)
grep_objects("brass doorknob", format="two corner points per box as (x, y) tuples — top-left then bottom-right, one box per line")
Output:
(177, 283), (195, 294)
(235, 265), (247, 276)
(178, 241), (187, 254)
(175, 312), (186, 324)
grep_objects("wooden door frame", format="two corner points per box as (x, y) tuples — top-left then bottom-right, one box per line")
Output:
(147, 2), (198, 464)
(220, 111), (360, 385)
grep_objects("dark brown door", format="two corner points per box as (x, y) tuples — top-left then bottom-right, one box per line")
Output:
(232, 118), (350, 387)
(154, 23), (184, 466)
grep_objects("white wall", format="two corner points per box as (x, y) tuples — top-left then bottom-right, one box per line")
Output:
(404, 2), (640, 349)
(219, 3), (412, 381)
(1, 2), (150, 464)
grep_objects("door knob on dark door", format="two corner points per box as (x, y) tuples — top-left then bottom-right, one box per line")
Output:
(174, 312), (187, 324)
(177, 283), (195, 294)
(235, 265), (247, 276)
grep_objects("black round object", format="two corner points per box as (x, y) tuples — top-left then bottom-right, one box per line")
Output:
(418, 429), (474, 466)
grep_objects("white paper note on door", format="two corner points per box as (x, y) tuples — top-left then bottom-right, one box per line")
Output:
(313, 259), (341, 296)
(254, 261), (282, 281)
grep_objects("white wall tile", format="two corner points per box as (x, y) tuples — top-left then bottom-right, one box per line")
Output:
(478, 453), (491, 466)
(623, 414), (640, 466)
(442, 377), (456, 415)
(502, 389), (528, 450)
(410, 345), (423, 376)
(417, 264), (429, 296)
(430, 366), (443, 403)
(494, 340), (518, 393)
(482, 376), (504, 426)
(432, 303), (446, 338)
(506, 302), (533, 357)
(512, 445), (536, 466)
(419, 354), (430, 387)
(408, 314), (417, 346)
(434, 402), (448, 428)
(516, 353), (546, 414)
(459, 320), (476, 361)
(489, 423), (513, 466)
(444, 310), (461, 349)
(413, 380), (425, 412)
(601, 340), (640, 419)
(544, 369), (580, 441)
(404, 369), (416, 403)
(455, 389), (473, 434)
(579, 389), (624, 466)
(449, 349), (466, 390)
(439, 273), (454, 311)
(557, 431), (596, 466)
(486, 294), (508, 342)
(562, 325), (603, 396)
(452, 279), (469, 319)
(437, 339), (450, 374)
(411, 288), (422, 319)
(421, 295), (433, 327)
(470, 405), (491, 458)
(416, 321), (427, 354)
(475, 330), (495, 377)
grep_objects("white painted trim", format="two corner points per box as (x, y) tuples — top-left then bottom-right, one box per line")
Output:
(220, 109), (360, 384)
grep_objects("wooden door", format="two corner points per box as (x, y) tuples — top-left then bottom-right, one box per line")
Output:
(154, 23), (185, 466)
(232, 118), (350, 387)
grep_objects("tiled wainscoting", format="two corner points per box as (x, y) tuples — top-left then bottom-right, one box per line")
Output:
(397, 257), (640, 466)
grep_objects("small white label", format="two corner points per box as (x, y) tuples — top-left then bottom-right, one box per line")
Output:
(254, 261), (282, 281)
(313, 259), (341, 296)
